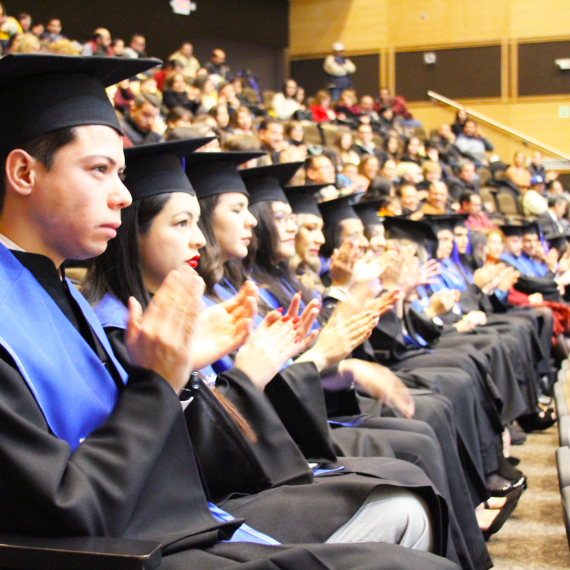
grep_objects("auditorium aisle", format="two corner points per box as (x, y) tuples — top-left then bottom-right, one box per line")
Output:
(487, 425), (569, 569)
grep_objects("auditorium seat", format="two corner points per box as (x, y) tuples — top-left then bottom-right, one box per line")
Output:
(480, 187), (497, 212)
(301, 122), (324, 145)
(556, 446), (570, 490)
(562, 486), (570, 550)
(476, 168), (492, 187)
(555, 381), (568, 417)
(559, 415), (570, 448)
(496, 191), (523, 220)
(0, 534), (161, 570)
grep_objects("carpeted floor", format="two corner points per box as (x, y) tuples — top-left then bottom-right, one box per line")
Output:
(486, 426), (570, 569)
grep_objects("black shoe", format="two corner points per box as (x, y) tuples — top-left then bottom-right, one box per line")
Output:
(482, 486), (524, 541)
(486, 473), (527, 497)
(497, 454), (523, 481)
(517, 409), (557, 433)
(506, 456), (520, 466)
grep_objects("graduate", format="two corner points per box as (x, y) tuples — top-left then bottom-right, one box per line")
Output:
(0, 54), (459, 570)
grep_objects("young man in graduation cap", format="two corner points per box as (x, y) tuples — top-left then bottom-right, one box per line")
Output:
(0, 54), (460, 570)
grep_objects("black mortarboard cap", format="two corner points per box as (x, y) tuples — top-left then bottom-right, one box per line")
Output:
(239, 162), (304, 206)
(185, 151), (266, 199)
(500, 224), (525, 238)
(123, 138), (214, 201)
(353, 200), (384, 227)
(546, 232), (567, 252)
(285, 185), (328, 218)
(522, 222), (540, 236)
(383, 216), (438, 245)
(0, 54), (160, 158)
(318, 195), (359, 229)
(424, 214), (468, 233)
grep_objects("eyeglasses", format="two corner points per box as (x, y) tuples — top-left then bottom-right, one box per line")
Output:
(273, 212), (297, 225)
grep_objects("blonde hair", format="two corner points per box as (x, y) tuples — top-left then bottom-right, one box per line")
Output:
(11, 33), (40, 53)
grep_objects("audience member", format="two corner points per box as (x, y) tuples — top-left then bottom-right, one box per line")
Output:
(113, 79), (136, 115)
(416, 161), (442, 194)
(209, 104), (231, 133)
(383, 134), (401, 162)
(0, 3), (22, 51)
(430, 123), (463, 166)
(455, 120), (493, 166)
(334, 129), (360, 165)
(335, 89), (360, 122)
(324, 42), (356, 102)
(272, 79), (301, 120)
(505, 151), (532, 192)
(120, 93), (164, 146)
(420, 181), (453, 215)
(400, 136), (422, 166)
(218, 82), (241, 113)
(194, 75), (218, 111)
(169, 41), (200, 79)
(162, 72), (198, 113)
(458, 192), (496, 232)
(110, 38), (125, 57)
(355, 155), (381, 191)
(205, 49), (230, 85)
(448, 160), (480, 202)
(45, 38), (81, 55)
(17, 11), (30, 32)
(397, 184), (422, 218)
(284, 120), (305, 146)
(536, 196), (567, 237)
(231, 106), (256, 136)
(379, 87), (415, 122)
(81, 28), (112, 56)
(352, 123), (386, 162)
(528, 150), (558, 182)
(358, 95), (382, 132)
(451, 108), (469, 136)
(310, 90), (336, 123)
(380, 158), (398, 184)
(305, 155), (338, 200)
(165, 106), (193, 133)
(124, 33), (147, 58)
(39, 18), (65, 44)
(10, 32), (40, 53)
(153, 59), (183, 91)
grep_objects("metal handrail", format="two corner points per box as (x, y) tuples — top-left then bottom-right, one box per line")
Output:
(427, 90), (570, 162)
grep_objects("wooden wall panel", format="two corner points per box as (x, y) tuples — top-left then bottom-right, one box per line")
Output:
(388, 0), (509, 48)
(290, 0), (570, 56)
(291, 54), (380, 100)
(518, 41), (570, 97)
(396, 46), (501, 102)
(289, 0), (387, 56)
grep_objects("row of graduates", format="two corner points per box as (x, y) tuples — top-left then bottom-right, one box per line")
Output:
(0, 53), (468, 570)
(0, 54), (551, 570)
(82, 139), (555, 565)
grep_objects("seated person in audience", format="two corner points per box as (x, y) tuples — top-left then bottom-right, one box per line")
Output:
(458, 192), (496, 233)
(378, 197), (403, 217)
(358, 95), (382, 132)
(447, 160), (480, 202)
(400, 136), (423, 166)
(162, 72), (199, 113)
(218, 82), (242, 115)
(113, 79), (136, 116)
(397, 184), (422, 219)
(258, 118), (306, 165)
(169, 41), (200, 80)
(310, 90), (337, 123)
(380, 158), (398, 184)
(120, 93), (164, 146)
(124, 34), (147, 58)
(384, 134), (401, 162)
(0, 54), (459, 570)
(81, 27), (112, 56)
(337, 162), (359, 190)
(397, 161), (423, 191)
(362, 175), (393, 201)
(153, 59), (182, 91)
(378, 87), (416, 123)
(430, 123), (463, 167)
(231, 106), (256, 136)
(334, 129), (360, 165)
(165, 106), (194, 132)
(529, 174), (546, 196)
(416, 162), (443, 195)
(505, 151), (532, 193)
(378, 106), (396, 139)
(205, 48), (230, 85)
(451, 109), (469, 137)
(420, 181), (455, 215)
(528, 150), (558, 183)
(355, 154), (381, 192)
(423, 142), (453, 181)
(305, 154), (338, 200)
(454, 120), (493, 167)
(536, 196), (567, 237)
(194, 74), (218, 111)
(283, 121), (304, 150)
(209, 104), (232, 134)
(352, 123), (387, 162)
(39, 18), (66, 44)
(334, 89), (360, 122)
(271, 79), (301, 121)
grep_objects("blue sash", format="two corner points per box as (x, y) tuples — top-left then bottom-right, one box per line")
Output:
(0, 245), (128, 451)
(501, 252), (535, 275)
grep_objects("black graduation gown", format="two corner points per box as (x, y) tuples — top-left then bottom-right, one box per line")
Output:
(0, 250), (459, 570)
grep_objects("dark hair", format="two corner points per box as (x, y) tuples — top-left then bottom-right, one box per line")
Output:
(84, 194), (170, 310)
(258, 117), (282, 132)
(166, 106), (193, 124)
(133, 93), (160, 109)
(163, 72), (187, 91)
(364, 175), (392, 201)
(460, 191), (476, 205)
(320, 223), (344, 259)
(248, 201), (314, 311)
(1, 127), (77, 213)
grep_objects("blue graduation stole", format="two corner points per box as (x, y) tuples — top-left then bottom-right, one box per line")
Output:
(501, 252), (536, 276)
(439, 258), (468, 291)
(0, 245), (128, 452)
(520, 253), (548, 277)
